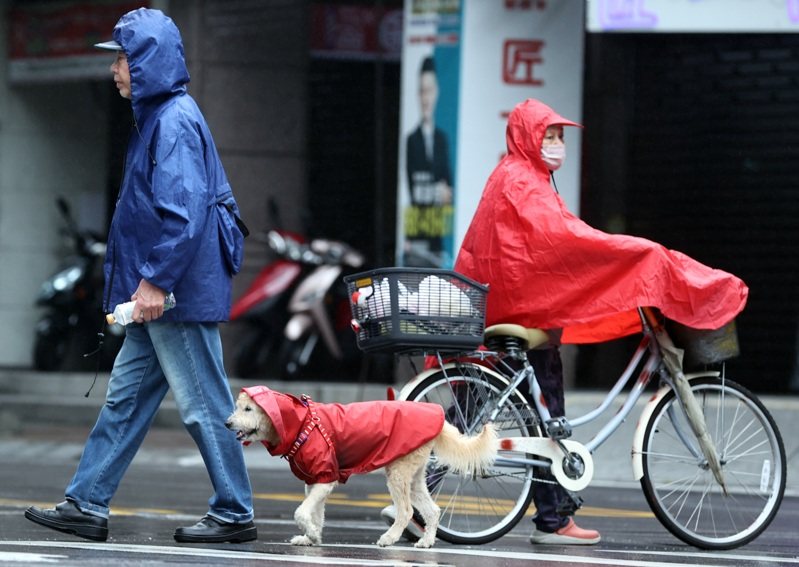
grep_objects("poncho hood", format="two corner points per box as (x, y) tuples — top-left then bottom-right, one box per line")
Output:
(112, 8), (190, 122)
(455, 98), (748, 343)
(506, 98), (582, 174)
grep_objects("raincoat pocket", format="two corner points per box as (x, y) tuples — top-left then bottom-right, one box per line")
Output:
(216, 186), (248, 275)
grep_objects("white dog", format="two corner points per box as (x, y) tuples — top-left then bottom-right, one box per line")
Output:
(225, 386), (497, 548)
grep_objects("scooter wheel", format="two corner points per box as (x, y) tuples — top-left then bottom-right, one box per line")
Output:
(234, 327), (280, 378)
(32, 332), (70, 371)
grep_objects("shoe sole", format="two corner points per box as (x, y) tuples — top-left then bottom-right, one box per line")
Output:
(173, 526), (257, 544)
(24, 509), (108, 542)
(530, 533), (601, 545)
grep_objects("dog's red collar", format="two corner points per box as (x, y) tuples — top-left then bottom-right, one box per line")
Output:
(282, 395), (333, 461)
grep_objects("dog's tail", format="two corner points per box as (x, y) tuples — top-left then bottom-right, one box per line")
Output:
(432, 422), (498, 475)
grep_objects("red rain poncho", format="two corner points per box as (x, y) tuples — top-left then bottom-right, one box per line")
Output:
(241, 386), (445, 484)
(455, 99), (748, 343)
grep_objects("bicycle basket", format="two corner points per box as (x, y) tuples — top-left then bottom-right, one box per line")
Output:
(343, 267), (488, 353)
(666, 318), (740, 368)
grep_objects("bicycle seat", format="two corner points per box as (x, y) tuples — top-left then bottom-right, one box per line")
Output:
(484, 324), (549, 351)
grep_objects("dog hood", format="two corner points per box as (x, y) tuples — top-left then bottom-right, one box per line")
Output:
(241, 385), (307, 455)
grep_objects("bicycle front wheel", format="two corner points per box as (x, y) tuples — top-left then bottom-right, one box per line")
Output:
(405, 363), (541, 545)
(640, 377), (786, 549)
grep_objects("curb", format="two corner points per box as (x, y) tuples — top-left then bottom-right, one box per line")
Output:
(0, 370), (393, 430)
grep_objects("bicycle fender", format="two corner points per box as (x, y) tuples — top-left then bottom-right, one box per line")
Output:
(396, 362), (511, 401)
(631, 370), (720, 480)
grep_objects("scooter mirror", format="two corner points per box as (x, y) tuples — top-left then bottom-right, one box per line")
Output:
(311, 239), (331, 254)
(343, 251), (365, 268)
(267, 230), (287, 255)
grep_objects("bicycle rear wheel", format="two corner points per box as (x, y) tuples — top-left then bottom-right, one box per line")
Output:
(405, 363), (541, 544)
(640, 377), (786, 549)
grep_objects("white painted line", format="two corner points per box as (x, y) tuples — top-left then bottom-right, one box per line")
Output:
(320, 544), (733, 567)
(603, 549), (799, 564)
(5, 538), (792, 567)
(1, 541), (435, 566)
(0, 552), (65, 563)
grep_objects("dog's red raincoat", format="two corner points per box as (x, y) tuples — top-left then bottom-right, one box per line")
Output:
(241, 386), (445, 484)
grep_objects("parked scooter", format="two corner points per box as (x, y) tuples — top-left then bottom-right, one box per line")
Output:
(229, 227), (313, 378)
(33, 197), (123, 371)
(278, 238), (393, 382)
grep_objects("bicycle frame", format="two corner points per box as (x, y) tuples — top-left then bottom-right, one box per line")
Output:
(414, 307), (724, 492)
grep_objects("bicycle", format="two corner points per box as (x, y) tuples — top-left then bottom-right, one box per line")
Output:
(345, 267), (786, 550)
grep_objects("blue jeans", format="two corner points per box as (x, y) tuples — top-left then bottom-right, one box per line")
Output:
(65, 322), (253, 523)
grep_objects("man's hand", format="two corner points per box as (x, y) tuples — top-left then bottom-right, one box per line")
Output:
(131, 279), (167, 323)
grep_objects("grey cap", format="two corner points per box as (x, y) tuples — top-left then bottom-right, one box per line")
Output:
(94, 40), (122, 51)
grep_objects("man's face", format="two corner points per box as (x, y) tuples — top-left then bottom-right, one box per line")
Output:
(110, 52), (131, 100)
(419, 70), (438, 124)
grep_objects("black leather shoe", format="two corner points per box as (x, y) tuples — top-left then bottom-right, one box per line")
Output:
(173, 515), (257, 543)
(24, 500), (108, 542)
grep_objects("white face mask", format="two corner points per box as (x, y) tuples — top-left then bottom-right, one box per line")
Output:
(541, 144), (565, 171)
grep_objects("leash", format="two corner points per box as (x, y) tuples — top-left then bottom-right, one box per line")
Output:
(282, 395), (334, 461)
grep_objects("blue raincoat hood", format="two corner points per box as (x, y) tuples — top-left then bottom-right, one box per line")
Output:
(103, 8), (245, 322)
(113, 8), (190, 123)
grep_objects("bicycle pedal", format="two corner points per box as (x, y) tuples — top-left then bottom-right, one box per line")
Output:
(546, 417), (572, 440)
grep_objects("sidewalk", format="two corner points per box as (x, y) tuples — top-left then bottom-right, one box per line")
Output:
(0, 369), (796, 493)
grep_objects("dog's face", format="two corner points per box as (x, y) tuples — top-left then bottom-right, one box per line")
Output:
(225, 392), (277, 445)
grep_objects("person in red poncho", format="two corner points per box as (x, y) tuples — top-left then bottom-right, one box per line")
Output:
(455, 98), (748, 545)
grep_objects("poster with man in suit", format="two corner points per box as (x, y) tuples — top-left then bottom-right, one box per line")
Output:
(403, 55), (454, 267)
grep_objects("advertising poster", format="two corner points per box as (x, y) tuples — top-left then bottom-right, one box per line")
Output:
(396, 0), (462, 268)
(396, 0), (585, 267)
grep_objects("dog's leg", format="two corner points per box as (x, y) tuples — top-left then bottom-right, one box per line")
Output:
(309, 486), (328, 541)
(291, 482), (336, 546)
(377, 460), (415, 547)
(411, 459), (440, 548)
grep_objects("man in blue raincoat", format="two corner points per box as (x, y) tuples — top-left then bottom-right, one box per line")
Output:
(25, 8), (256, 544)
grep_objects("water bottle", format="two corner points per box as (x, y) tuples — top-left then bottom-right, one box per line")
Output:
(106, 293), (177, 326)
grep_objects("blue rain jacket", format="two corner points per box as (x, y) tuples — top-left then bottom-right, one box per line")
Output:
(103, 8), (245, 322)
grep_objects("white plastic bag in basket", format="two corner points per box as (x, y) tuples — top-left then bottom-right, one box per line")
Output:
(416, 275), (473, 316)
(360, 278), (396, 318)
(397, 280), (418, 313)
(376, 278), (390, 318)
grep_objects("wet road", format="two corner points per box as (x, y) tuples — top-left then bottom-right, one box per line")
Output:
(0, 425), (797, 566)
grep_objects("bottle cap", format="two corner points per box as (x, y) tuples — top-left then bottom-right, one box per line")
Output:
(105, 314), (116, 325)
